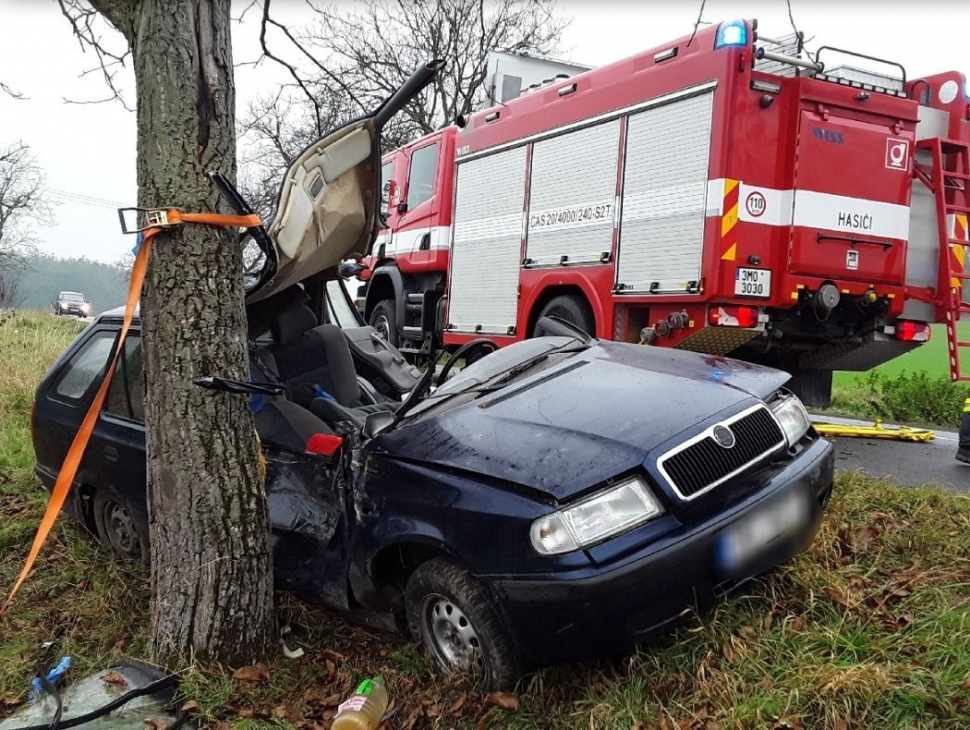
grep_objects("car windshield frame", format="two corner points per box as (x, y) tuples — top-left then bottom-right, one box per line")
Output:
(61, 293), (86, 302)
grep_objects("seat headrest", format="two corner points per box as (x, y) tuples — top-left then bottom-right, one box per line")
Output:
(271, 304), (317, 344)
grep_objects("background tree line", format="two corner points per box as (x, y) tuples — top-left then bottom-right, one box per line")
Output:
(1, 253), (129, 312)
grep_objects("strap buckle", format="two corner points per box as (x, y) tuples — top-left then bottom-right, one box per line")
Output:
(117, 207), (180, 234)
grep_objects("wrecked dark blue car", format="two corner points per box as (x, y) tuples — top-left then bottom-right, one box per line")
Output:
(33, 294), (833, 688)
(30, 62), (834, 689)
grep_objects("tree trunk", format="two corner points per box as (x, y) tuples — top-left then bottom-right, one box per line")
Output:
(93, 0), (276, 666)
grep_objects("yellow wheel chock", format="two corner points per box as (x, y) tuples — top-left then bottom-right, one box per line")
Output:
(813, 418), (935, 442)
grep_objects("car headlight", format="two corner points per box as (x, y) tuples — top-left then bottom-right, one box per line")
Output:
(530, 476), (664, 555)
(81, 303), (90, 313)
(59, 302), (68, 309)
(770, 393), (811, 445)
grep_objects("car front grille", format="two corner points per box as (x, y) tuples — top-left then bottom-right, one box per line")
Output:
(658, 406), (785, 500)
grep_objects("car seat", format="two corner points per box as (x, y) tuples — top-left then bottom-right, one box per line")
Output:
(254, 397), (336, 454)
(259, 303), (395, 430)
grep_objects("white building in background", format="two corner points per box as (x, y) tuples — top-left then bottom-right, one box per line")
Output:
(486, 51), (592, 104)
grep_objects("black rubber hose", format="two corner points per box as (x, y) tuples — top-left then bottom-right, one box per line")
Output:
(18, 674), (180, 730)
(37, 675), (62, 730)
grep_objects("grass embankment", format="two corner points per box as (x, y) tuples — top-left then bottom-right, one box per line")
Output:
(829, 323), (970, 429)
(1, 310), (969, 728)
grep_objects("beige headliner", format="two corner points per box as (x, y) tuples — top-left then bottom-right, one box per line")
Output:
(249, 119), (378, 302)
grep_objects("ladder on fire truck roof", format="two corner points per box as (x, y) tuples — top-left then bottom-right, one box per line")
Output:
(912, 137), (970, 382)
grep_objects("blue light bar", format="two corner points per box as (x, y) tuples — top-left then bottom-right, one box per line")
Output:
(715, 20), (748, 49)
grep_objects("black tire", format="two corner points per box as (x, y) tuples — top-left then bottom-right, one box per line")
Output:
(92, 490), (149, 565)
(405, 558), (518, 690)
(369, 299), (399, 348)
(533, 295), (595, 337)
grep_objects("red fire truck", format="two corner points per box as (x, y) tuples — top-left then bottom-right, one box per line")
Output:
(359, 19), (970, 405)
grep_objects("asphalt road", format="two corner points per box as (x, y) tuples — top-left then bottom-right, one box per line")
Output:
(813, 415), (968, 493)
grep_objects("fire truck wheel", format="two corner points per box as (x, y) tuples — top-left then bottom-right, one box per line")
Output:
(370, 299), (400, 348)
(533, 295), (595, 338)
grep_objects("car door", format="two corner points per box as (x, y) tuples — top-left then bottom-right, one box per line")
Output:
(323, 279), (421, 399)
(261, 439), (352, 610)
(397, 137), (442, 268)
(34, 327), (118, 491)
(246, 59), (445, 303)
(94, 334), (149, 528)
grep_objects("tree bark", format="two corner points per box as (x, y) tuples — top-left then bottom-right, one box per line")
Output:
(91, 0), (276, 666)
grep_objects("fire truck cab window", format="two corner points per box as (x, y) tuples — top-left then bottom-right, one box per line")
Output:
(381, 161), (394, 211)
(406, 143), (439, 211)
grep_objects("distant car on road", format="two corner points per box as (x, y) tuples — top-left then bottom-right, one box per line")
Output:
(51, 291), (91, 318)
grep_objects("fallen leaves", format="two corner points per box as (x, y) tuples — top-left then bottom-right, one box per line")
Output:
(449, 692), (469, 713)
(232, 663), (269, 683)
(485, 691), (519, 711)
(101, 670), (128, 689)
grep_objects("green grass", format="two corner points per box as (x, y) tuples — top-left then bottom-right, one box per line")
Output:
(1, 310), (970, 728)
(829, 370), (969, 429)
(827, 323), (970, 428)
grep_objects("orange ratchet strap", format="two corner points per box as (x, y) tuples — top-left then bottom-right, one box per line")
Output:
(1, 210), (261, 615)
(148, 210), (261, 230)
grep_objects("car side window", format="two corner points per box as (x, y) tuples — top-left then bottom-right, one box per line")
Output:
(406, 142), (439, 211)
(51, 333), (115, 403)
(105, 336), (144, 423)
(326, 280), (361, 328)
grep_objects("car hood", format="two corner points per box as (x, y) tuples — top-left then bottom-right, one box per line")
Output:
(246, 60), (444, 302)
(372, 341), (790, 502)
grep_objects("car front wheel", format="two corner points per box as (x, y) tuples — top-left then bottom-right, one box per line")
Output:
(93, 491), (149, 565)
(405, 558), (518, 689)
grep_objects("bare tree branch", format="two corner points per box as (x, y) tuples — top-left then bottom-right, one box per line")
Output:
(57, 0), (134, 110)
(0, 82), (26, 100)
(261, 0), (365, 111)
(0, 141), (50, 271)
(240, 0), (568, 220)
(257, 0), (327, 131)
(300, 0), (567, 137)
(0, 267), (23, 309)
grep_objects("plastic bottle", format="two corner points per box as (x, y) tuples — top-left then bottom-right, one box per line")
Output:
(331, 676), (388, 730)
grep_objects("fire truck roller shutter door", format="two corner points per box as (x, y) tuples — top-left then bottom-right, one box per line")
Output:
(615, 90), (715, 294)
(525, 119), (620, 267)
(448, 147), (528, 335)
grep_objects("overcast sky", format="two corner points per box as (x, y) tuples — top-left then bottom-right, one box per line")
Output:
(1, 0), (967, 265)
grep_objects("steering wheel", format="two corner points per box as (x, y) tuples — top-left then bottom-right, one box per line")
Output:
(435, 338), (497, 388)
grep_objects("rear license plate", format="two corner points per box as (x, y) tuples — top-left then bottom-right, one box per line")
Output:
(735, 267), (771, 298)
(715, 490), (808, 574)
